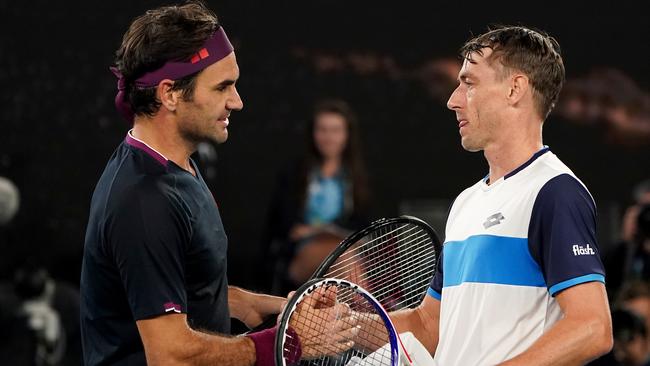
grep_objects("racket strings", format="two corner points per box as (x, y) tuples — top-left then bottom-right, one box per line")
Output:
(355, 236), (436, 298)
(284, 283), (394, 365)
(327, 226), (430, 273)
(329, 249), (435, 308)
(324, 223), (437, 311)
(327, 224), (418, 267)
(344, 243), (433, 306)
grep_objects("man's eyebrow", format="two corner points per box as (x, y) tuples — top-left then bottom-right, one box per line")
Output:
(215, 79), (237, 87)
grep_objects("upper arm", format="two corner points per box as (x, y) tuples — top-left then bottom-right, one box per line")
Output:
(108, 181), (191, 320)
(528, 174), (606, 295)
(555, 281), (610, 321)
(136, 313), (194, 365)
(555, 281), (613, 349)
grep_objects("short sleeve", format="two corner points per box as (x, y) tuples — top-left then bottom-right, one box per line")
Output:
(528, 174), (605, 297)
(106, 178), (192, 320)
(428, 249), (444, 300)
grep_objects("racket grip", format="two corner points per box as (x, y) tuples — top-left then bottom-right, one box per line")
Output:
(247, 325), (301, 366)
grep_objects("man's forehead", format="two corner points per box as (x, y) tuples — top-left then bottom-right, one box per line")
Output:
(465, 47), (494, 64)
(202, 53), (239, 79)
(460, 48), (499, 74)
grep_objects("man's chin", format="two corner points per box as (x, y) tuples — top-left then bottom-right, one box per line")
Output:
(214, 132), (228, 144)
(461, 139), (481, 152)
(206, 130), (228, 145)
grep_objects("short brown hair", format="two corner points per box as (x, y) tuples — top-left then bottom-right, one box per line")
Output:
(114, 1), (219, 117)
(460, 25), (565, 120)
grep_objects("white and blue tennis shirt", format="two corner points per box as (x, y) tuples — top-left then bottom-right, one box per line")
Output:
(428, 147), (605, 365)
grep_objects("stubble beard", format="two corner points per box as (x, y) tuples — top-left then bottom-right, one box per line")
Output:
(179, 113), (228, 147)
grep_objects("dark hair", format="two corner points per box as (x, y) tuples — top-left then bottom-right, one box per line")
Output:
(114, 1), (219, 118)
(297, 99), (370, 215)
(460, 25), (565, 120)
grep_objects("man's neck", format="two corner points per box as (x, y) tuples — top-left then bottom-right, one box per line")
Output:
(484, 119), (543, 184)
(131, 118), (195, 173)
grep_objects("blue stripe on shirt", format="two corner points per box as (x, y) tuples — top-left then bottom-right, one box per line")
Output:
(443, 235), (546, 288)
(427, 288), (441, 300)
(548, 274), (605, 296)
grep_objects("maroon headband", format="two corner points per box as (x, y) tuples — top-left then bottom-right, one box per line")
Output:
(110, 27), (234, 122)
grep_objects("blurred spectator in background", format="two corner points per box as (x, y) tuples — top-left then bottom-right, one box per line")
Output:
(555, 68), (650, 147)
(605, 180), (650, 298)
(292, 47), (462, 103)
(0, 176), (20, 274)
(618, 281), (650, 353)
(0, 176), (20, 227)
(265, 99), (371, 293)
(0, 176), (27, 363)
(416, 57), (462, 104)
(294, 47), (650, 149)
(555, 78), (595, 124)
(0, 178), (81, 365)
(7, 263), (82, 366)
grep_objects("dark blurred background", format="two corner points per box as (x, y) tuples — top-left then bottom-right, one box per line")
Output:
(1, 0), (650, 327)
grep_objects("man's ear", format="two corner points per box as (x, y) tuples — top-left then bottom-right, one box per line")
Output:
(157, 79), (180, 112)
(507, 73), (530, 106)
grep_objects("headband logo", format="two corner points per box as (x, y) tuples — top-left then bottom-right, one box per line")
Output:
(191, 48), (210, 64)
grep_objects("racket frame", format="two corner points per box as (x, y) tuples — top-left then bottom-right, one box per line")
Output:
(275, 277), (408, 366)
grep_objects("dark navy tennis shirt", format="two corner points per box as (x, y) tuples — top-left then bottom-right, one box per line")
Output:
(80, 132), (230, 365)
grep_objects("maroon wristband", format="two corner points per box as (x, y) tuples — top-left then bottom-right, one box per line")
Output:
(247, 325), (302, 366)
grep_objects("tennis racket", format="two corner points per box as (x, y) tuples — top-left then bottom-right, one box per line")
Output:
(248, 216), (440, 334)
(275, 277), (413, 366)
(311, 216), (441, 312)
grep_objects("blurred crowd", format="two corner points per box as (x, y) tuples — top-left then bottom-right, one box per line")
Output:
(591, 180), (650, 365)
(556, 68), (650, 148)
(1, 178), (81, 365)
(293, 47), (650, 149)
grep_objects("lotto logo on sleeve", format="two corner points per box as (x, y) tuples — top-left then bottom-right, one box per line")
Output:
(572, 244), (596, 256)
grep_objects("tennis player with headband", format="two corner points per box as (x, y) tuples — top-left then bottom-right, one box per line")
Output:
(80, 2), (357, 365)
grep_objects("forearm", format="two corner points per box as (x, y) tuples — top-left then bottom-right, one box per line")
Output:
(391, 307), (439, 354)
(353, 306), (438, 355)
(138, 313), (277, 366)
(228, 286), (252, 321)
(228, 286), (284, 327)
(145, 327), (257, 366)
(499, 316), (612, 366)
